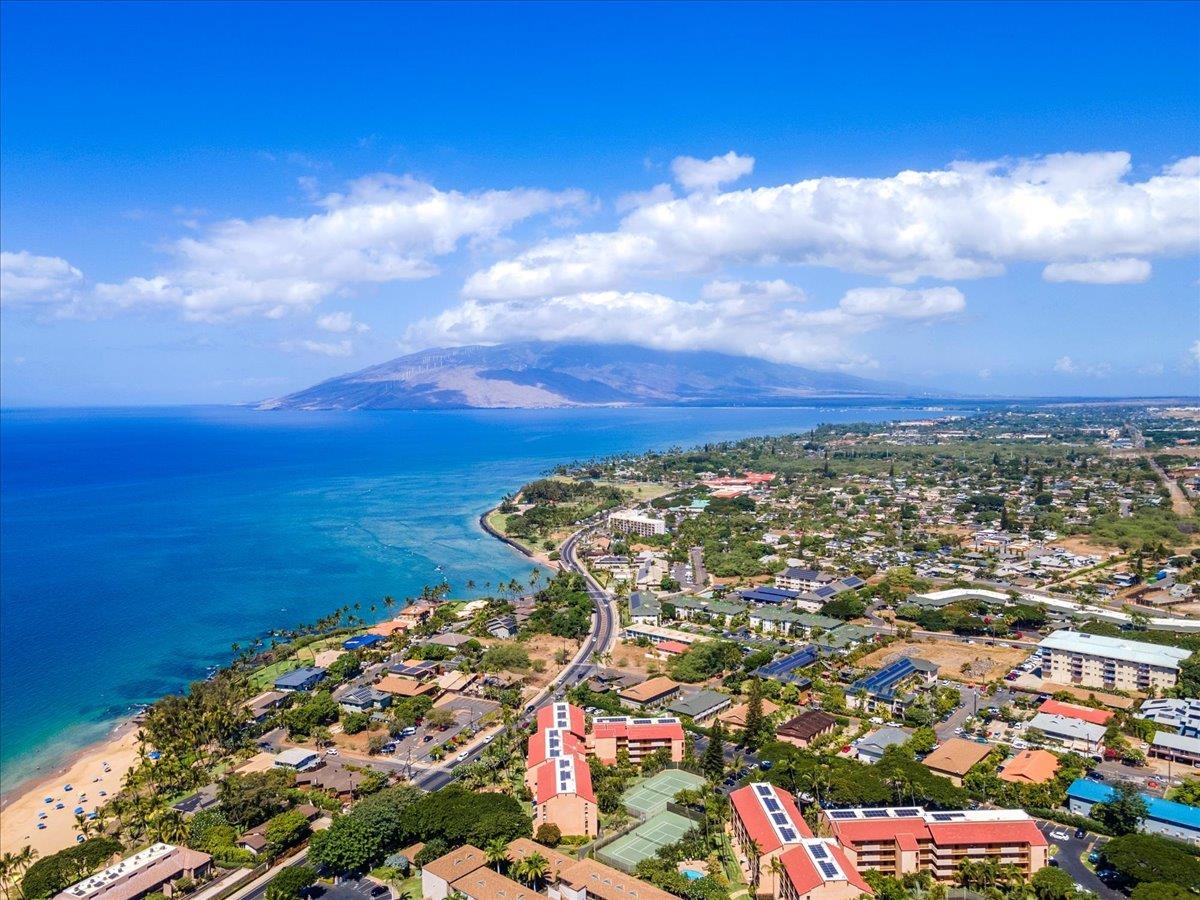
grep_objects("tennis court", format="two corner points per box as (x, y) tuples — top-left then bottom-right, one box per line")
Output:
(598, 810), (696, 872)
(621, 769), (705, 817)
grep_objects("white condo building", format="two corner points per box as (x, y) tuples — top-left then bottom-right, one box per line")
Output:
(1038, 630), (1191, 692)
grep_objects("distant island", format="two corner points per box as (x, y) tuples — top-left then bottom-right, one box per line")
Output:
(260, 341), (914, 410)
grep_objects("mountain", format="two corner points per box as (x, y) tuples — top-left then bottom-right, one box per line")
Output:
(261, 342), (913, 410)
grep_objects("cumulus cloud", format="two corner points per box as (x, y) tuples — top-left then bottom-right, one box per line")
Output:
(316, 311), (369, 333)
(1191, 340), (1200, 364)
(465, 152), (1199, 299)
(1054, 356), (1077, 374)
(404, 284), (964, 370)
(670, 151), (756, 192)
(1043, 257), (1152, 284)
(0, 251), (85, 310)
(279, 338), (354, 357)
(51, 175), (587, 322)
(1054, 355), (1113, 378)
(614, 183), (675, 214)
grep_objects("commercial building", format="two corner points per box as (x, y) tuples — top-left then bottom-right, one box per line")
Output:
(730, 783), (813, 895)
(1038, 630), (1191, 692)
(54, 844), (212, 900)
(608, 510), (668, 537)
(822, 807), (1048, 881)
(1067, 779), (1200, 844)
(534, 754), (598, 837)
(1027, 712), (1106, 754)
(618, 676), (682, 709)
(590, 716), (685, 765)
(1149, 730), (1200, 767)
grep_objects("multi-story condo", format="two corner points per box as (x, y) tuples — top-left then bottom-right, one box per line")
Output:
(524, 727), (587, 792)
(775, 568), (832, 593)
(777, 839), (874, 900)
(730, 783), (813, 897)
(1038, 630), (1191, 692)
(822, 807), (1048, 881)
(1140, 698), (1200, 737)
(589, 716), (685, 765)
(608, 509), (668, 537)
(533, 754), (598, 837)
(537, 701), (586, 738)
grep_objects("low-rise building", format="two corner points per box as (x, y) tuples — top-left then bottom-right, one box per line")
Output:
(1139, 698), (1200, 737)
(273, 748), (322, 772)
(777, 710), (838, 749)
(1037, 699), (1113, 727)
(776, 568), (833, 593)
(338, 685), (390, 713)
(847, 657), (937, 715)
(556, 857), (676, 900)
(854, 726), (913, 764)
(1027, 712), (1106, 754)
(273, 666), (326, 693)
(422, 845), (487, 900)
(823, 807), (1048, 881)
(53, 844), (212, 900)
(998, 749), (1060, 785)
(720, 698), (782, 731)
(666, 689), (732, 723)
(628, 591), (662, 625)
(375, 674), (440, 699)
(618, 676), (682, 709)
(1149, 730), (1200, 767)
(590, 716), (685, 765)
(921, 738), (993, 787)
(1067, 779), (1200, 844)
(778, 840), (874, 900)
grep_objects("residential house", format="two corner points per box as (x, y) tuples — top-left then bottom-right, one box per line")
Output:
(921, 739), (993, 787)
(618, 676), (682, 709)
(777, 710), (838, 749)
(666, 689), (732, 723)
(273, 667), (326, 693)
(998, 749), (1059, 785)
(853, 727), (913, 764)
(1027, 713), (1106, 755)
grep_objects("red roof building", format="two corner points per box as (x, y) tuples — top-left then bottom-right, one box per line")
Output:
(778, 840), (874, 900)
(589, 716), (685, 765)
(537, 701), (587, 738)
(1037, 699), (1114, 726)
(533, 754), (598, 838)
(730, 784), (813, 894)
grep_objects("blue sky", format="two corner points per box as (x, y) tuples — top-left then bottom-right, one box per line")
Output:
(1, 1), (1197, 405)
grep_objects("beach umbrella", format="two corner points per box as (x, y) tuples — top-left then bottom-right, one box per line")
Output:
(74, 806), (84, 814)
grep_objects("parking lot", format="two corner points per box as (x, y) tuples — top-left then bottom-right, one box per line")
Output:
(312, 876), (390, 900)
(1037, 822), (1121, 900)
(380, 696), (500, 768)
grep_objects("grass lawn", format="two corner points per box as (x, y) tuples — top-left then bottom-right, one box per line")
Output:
(249, 658), (301, 690)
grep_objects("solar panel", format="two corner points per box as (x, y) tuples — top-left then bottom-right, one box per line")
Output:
(772, 813), (789, 825)
(755, 784), (773, 797)
(932, 813), (957, 821)
(829, 810), (857, 819)
(863, 809), (890, 818)
(764, 799), (781, 813)
(894, 808), (920, 816)
(779, 827), (796, 842)
(809, 844), (829, 860)
(819, 862), (840, 878)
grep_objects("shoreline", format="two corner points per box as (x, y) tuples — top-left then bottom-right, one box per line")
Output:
(0, 719), (141, 857)
(0, 495), (548, 860)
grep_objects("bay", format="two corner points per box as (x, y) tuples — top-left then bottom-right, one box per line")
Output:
(0, 403), (955, 789)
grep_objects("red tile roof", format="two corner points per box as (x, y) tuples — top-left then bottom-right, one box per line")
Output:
(832, 818), (931, 846)
(534, 753), (595, 805)
(780, 842), (873, 897)
(591, 719), (685, 742)
(926, 820), (1047, 847)
(1038, 699), (1113, 726)
(537, 702), (586, 737)
(526, 729), (586, 768)
(655, 640), (690, 655)
(730, 784), (812, 854)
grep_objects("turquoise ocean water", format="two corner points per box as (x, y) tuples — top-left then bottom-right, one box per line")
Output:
(0, 404), (951, 791)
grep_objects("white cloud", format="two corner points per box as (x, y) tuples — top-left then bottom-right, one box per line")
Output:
(316, 311), (369, 333)
(280, 338), (354, 357)
(88, 174), (588, 322)
(614, 183), (675, 214)
(1054, 356), (1077, 374)
(404, 284), (964, 370)
(1054, 355), (1114, 378)
(465, 152), (1200, 300)
(1043, 258), (1152, 284)
(670, 151), (756, 192)
(1191, 340), (1200, 364)
(0, 251), (84, 310)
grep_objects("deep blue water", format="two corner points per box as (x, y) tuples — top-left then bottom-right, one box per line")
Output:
(0, 403), (953, 790)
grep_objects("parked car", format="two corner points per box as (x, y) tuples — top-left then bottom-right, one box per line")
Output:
(1074, 828), (1087, 839)
(1049, 830), (1070, 841)
(455, 750), (469, 762)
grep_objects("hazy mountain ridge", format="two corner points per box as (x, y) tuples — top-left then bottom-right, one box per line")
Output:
(261, 342), (913, 410)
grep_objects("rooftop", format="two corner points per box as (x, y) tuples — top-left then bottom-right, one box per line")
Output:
(1039, 629), (1191, 670)
(730, 782), (813, 854)
(921, 738), (994, 777)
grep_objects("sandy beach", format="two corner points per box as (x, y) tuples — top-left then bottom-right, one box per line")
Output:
(0, 724), (140, 858)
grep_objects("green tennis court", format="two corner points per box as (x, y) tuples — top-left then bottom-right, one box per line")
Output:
(621, 769), (705, 816)
(598, 810), (696, 872)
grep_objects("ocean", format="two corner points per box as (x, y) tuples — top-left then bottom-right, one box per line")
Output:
(0, 403), (955, 790)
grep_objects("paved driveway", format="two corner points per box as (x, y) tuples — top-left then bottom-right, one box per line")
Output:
(1036, 821), (1121, 900)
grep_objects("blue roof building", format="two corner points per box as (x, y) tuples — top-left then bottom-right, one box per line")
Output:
(848, 656), (938, 714)
(342, 633), (385, 651)
(1066, 778), (1200, 844)
(274, 666), (327, 692)
(755, 646), (819, 684)
(740, 586), (799, 604)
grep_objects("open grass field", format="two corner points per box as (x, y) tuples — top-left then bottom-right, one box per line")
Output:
(858, 639), (1029, 683)
(249, 658), (301, 690)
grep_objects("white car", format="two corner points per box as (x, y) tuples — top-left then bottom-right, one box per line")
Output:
(1049, 830), (1071, 841)
(455, 751), (469, 762)
(483, 734), (494, 744)
(325, 748), (339, 756)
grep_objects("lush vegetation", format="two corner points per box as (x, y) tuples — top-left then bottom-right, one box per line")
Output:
(20, 838), (123, 900)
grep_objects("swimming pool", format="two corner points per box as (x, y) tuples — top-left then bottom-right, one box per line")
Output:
(682, 869), (704, 880)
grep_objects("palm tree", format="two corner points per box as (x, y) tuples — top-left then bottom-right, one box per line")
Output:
(518, 852), (549, 890)
(484, 839), (509, 873)
(768, 855), (787, 894)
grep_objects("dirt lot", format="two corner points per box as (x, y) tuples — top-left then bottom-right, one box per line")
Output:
(858, 638), (1029, 683)
(1051, 535), (1117, 557)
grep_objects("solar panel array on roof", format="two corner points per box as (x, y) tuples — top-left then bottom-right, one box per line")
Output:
(841, 576), (866, 588)
(932, 812), (966, 822)
(755, 646), (819, 679)
(809, 844), (829, 860)
(765, 798), (781, 813)
(894, 808), (921, 816)
(863, 809), (890, 818)
(780, 827), (798, 842)
(819, 861), (840, 878)
(850, 657), (919, 701)
(829, 810), (857, 819)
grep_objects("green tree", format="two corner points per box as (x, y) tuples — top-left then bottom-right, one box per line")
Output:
(265, 866), (316, 900)
(743, 678), (765, 749)
(1031, 866), (1076, 900)
(264, 810), (310, 855)
(907, 727), (938, 755)
(703, 722), (726, 781)
(1131, 884), (1196, 900)
(534, 823), (562, 847)
(308, 816), (380, 874)
(1103, 834), (1200, 891)
(1094, 780), (1150, 836)
(217, 770), (295, 828)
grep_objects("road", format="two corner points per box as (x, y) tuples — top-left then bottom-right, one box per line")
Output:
(408, 525), (618, 793)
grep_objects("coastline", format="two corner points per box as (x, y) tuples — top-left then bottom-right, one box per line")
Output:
(477, 505), (559, 570)
(0, 720), (140, 857)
